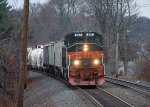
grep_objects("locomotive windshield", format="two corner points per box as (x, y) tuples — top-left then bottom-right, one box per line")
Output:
(64, 32), (103, 46)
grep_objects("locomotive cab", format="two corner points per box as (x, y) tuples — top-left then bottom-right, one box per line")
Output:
(65, 32), (105, 86)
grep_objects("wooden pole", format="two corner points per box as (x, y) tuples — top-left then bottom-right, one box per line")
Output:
(17, 0), (29, 107)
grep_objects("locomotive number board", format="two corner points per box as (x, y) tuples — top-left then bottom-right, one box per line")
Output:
(74, 33), (95, 37)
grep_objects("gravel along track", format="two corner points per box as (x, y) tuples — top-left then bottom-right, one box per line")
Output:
(82, 88), (133, 107)
(102, 82), (150, 107)
(24, 71), (96, 107)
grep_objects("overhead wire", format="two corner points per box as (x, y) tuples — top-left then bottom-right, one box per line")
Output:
(139, 4), (150, 7)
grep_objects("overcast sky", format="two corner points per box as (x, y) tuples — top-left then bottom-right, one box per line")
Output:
(137, 0), (150, 18)
(7, 0), (48, 9)
(7, 0), (150, 18)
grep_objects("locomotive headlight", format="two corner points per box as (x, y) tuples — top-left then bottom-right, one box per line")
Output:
(83, 44), (88, 52)
(93, 59), (99, 65)
(74, 60), (80, 66)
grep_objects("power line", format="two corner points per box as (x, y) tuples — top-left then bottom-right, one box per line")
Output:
(141, 6), (150, 7)
(142, 4), (150, 5)
(139, 4), (150, 7)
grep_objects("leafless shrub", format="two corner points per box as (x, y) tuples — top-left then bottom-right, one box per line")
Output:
(0, 43), (19, 106)
(138, 60), (150, 81)
(137, 38), (150, 81)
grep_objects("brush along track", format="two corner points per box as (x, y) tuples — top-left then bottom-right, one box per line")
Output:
(105, 76), (150, 96)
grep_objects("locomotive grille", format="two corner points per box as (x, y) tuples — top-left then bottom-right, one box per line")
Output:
(81, 59), (92, 67)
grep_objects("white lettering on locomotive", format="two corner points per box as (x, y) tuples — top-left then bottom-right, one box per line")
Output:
(74, 33), (83, 36)
(86, 33), (94, 36)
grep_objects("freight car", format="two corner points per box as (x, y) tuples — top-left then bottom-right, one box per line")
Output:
(42, 32), (105, 86)
(27, 45), (43, 70)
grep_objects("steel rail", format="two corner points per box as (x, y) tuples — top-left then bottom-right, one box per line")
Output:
(97, 87), (134, 107)
(77, 87), (103, 107)
(105, 76), (150, 96)
(105, 76), (150, 88)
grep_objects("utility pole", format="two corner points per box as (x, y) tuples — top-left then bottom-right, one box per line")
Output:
(17, 0), (29, 107)
(124, 32), (128, 75)
(116, 33), (119, 74)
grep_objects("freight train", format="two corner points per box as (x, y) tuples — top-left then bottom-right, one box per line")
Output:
(28, 32), (105, 86)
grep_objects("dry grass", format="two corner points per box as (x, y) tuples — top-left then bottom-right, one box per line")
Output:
(118, 75), (137, 81)
(138, 60), (150, 81)
(0, 96), (16, 107)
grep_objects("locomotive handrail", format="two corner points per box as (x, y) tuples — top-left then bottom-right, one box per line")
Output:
(67, 43), (102, 49)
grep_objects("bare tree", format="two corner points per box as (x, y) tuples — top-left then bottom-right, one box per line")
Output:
(89, 0), (138, 75)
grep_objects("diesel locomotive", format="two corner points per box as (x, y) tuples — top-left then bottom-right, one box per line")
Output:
(28, 32), (105, 86)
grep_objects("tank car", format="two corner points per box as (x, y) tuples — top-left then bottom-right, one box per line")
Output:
(27, 45), (43, 70)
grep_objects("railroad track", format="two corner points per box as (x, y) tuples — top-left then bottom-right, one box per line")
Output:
(38, 71), (103, 106)
(105, 76), (150, 96)
(78, 87), (133, 107)
(33, 71), (136, 106)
